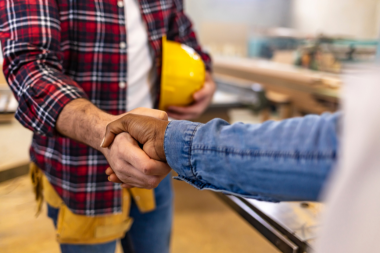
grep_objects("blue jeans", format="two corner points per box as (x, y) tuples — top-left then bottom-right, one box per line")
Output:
(47, 174), (173, 253)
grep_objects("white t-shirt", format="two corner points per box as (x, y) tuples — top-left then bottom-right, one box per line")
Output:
(125, 0), (154, 111)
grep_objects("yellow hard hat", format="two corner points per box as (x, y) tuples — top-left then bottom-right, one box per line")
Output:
(159, 36), (206, 111)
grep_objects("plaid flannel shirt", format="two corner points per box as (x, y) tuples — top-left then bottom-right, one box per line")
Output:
(0, 0), (211, 215)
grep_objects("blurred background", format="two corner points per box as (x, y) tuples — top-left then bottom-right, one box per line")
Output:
(185, 0), (380, 125)
(187, 0), (380, 61)
(1, 0), (380, 252)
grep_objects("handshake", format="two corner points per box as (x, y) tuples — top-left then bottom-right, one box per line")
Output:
(100, 108), (172, 189)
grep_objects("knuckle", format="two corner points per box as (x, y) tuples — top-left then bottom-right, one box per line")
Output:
(105, 122), (113, 132)
(131, 107), (144, 115)
(116, 132), (129, 142)
(143, 167), (150, 175)
(145, 185), (154, 190)
(159, 111), (168, 120)
(142, 165), (153, 175)
(114, 161), (124, 171)
(124, 132), (133, 140)
(146, 178), (159, 189)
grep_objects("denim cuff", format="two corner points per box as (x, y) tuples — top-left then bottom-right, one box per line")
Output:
(164, 120), (202, 180)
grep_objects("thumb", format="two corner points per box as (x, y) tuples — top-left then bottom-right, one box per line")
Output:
(193, 86), (208, 102)
(100, 118), (128, 148)
(101, 110), (168, 148)
(101, 114), (153, 148)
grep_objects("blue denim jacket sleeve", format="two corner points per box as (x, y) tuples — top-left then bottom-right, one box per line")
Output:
(164, 113), (340, 202)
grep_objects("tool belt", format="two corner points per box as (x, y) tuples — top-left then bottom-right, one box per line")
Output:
(29, 163), (156, 244)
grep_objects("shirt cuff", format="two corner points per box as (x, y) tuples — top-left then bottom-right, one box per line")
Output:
(164, 120), (202, 180)
(15, 82), (88, 137)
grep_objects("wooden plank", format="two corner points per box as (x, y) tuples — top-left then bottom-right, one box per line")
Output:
(0, 163), (29, 183)
(213, 57), (341, 114)
(213, 57), (341, 100)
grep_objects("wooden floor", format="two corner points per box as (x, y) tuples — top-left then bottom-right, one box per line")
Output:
(0, 176), (60, 253)
(0, 120), (32, 172)
(170, 179), (279, 253)
(0, 175), (279, 253)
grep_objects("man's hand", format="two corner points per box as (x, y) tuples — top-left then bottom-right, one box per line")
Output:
(102, 132), (170, 189)
(100, 113), (170, 188)
(167, 72), (216, 120)
(56, 100), (169, 188)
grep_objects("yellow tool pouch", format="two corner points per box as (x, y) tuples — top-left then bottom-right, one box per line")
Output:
(29, 163), (156, 244)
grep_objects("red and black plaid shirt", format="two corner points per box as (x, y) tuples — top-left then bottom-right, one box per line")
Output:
(0, 0), (211, 215)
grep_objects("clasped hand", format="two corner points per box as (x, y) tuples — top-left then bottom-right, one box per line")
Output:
(100, 108), (170, 189)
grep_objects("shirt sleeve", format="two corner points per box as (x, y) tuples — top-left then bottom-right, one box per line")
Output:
(168, 0), (212, 71)
(164, 113), (341, 202)
(0, 0), (88, 137)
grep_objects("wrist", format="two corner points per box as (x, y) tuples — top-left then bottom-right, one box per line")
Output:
(96, 113), (119, 153)
(155, 121), (170, 162)
(58, 98), (118, 152)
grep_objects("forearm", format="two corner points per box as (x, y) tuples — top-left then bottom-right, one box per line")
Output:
(165, 113), (341, 202)
(56, 99), (116, 151)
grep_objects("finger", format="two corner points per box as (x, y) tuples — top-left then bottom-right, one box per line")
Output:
(129, 108), (168, 121)
(113, 134), (170, 177)
(193, 84), (210, 101)
(167, 99), (209, 120)
(167, 111), (198, 120)
(109, 173), (123, 184)
(105, 132), (169, 188)
(105, 167), (114, 175)
(101, 118), (127, 148)
(167, 99), (206, 115)
(141, 160), (171, 176)
(114, 162), (168, 189)
(112, 164), (154, 188)
(194, 74), (216, 101)
(117, 174), (161, 189)
(121, 173), (168, 189)
(124, 141), (172, 176)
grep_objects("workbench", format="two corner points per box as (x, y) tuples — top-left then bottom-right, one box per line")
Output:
(213, 56), (341, 114)
(215, 194), (320, 253)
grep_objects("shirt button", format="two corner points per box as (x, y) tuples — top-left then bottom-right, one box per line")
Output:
(119, 82), (126, 89)
(117, 0), (124, 8)
(120, 42), (126, 49)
